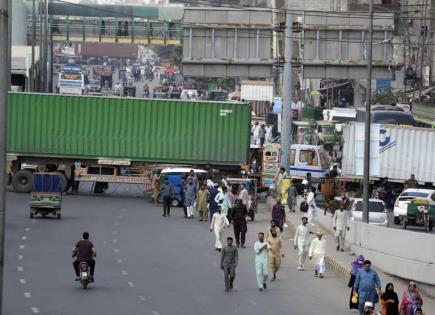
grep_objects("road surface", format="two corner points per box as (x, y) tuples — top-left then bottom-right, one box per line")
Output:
(3, 191), (352, 315)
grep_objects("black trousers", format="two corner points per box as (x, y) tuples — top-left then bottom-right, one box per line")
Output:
(163, 196), (172, 215)
(233, 221), (246, 245)
(73, 259), (95, 277)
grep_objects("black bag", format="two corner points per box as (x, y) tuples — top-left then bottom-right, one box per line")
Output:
(300, 201), (308, 213)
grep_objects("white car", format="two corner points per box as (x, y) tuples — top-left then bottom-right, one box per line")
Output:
(393, 189), (435, 224)
(347, 198), (388, 227)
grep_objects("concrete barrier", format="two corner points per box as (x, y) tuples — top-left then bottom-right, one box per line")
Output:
(313, 212), (435, 286)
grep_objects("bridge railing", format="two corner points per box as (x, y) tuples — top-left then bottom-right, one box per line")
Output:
(28, 15), (182, 44)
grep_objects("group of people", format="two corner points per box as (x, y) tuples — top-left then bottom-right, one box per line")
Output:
(251, 121), (273, 147)
(349, 255), (425, 315)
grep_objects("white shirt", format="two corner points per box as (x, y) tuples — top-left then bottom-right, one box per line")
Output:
(333, 209), (349, 231)
(265, 126), (273, 142)
(210, 213), (229, 230)
(239, 188), (249, 207)
(309, 238), (326, 263)
(307, 192), (316, 209)
(254, 241), (270, 260)
(294, 224), (313, 246)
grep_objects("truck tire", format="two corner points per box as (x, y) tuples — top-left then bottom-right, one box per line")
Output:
(12, 170), (33, 193)
(393, 216), (400, 225)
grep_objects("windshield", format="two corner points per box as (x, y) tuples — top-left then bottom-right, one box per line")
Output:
(322, 126), (334, 135)
(61, 72), (82, 80)
(89, 80), (100, 85)
(400, 192), (430, 198)
(355, 201), (385, 212)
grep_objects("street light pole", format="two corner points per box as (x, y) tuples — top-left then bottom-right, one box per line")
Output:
(281, 9), (293, 171)
(0, 0), (9, 311)
(31, 0), (36, 92)
(363, 0), (374, 224)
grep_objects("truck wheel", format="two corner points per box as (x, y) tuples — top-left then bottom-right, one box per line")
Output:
(57, 213), (61, 220)
(429, 221), (433, 232)
(394, 217), (400, 225)
(12, 170), (33, 193)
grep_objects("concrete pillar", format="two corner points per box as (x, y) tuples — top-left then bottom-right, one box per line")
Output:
(353, 79), (366, 107)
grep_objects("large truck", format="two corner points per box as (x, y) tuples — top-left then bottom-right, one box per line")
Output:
(7, 93), (251, 193)
(341, 122), (435, 186)
(57, 65), (85, 95)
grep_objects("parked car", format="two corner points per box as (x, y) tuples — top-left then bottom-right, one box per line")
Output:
(86, 79), (101, 95)
(393, 188), (435, 224)
(347, 198), (388, 227)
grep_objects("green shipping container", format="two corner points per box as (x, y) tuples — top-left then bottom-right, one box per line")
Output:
(7, 93), (251, 165)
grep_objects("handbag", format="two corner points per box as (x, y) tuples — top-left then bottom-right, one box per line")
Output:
(300, 201), (308, 212)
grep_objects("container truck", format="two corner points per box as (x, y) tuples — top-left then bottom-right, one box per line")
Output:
(7, 93), (251, 193)
(341, 122), (435, 186)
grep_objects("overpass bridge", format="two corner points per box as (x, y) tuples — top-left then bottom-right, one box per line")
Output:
(27, 2), (183, 46)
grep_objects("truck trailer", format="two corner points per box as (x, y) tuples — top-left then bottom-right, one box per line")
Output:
(7, 93), (251, 193)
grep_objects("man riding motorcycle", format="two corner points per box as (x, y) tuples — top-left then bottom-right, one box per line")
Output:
(72, 232), (96, 282)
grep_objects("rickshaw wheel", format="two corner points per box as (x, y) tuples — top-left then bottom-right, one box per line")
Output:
(30, 212), (34, 219)
(57, 213), (61, 220)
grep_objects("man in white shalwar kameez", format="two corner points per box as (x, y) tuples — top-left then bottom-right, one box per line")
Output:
(309, 230), (327, 278)
(294, 216), (314, 271)
(210, 207), (229, 252)
(306, 187), (318, 223)
(254, 232), (270, 291)
(332, 203), (350, 251)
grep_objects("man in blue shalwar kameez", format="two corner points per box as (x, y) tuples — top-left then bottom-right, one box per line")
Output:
(353, 260), (381, 315)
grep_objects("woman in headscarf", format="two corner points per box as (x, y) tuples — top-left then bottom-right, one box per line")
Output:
(348, 254), (365, 309)
(381, 283), (399, 315)
(400, 282), (423, 315)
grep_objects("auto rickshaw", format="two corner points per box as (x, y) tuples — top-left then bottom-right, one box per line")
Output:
(315, 120), (337, 149)
(292, 121), (315, 145)
(29, 173), (62, 219)
(226, 178), (258, 221)
(404, 199), (435, 232)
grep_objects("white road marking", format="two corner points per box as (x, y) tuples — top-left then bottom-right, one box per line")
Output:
(152, 311), (160, 315)
(116, 258), (123, 264)
(112, 239), (118, 244)
(19, 245), (25, 250)
(31, 307), (40, 313)
(128, 281), (135, 287)
(19, 279), (26, 284)
(24, 292), (31, 298)
(138, 295), (146, 301)
(121, 270), (128, 276)
(25, 228), (31, 232)
(248, 299), (257, 305)
(17, 266), (23, 272)
(21, 236), (27, 241)
(18, 255), (23, 260)
(113, 249), (119, 254)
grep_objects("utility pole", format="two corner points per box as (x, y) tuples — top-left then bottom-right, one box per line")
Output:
(31, 0), (36, 91)
(49, 0), (53, 93)
(38, 0), (43, 92)
(363, 0), (374, 224)
(281, 9), (293, 171)
(0, 0), (9, 311)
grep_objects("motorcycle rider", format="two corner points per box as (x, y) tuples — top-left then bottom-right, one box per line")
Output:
(72, 232), (96, 282)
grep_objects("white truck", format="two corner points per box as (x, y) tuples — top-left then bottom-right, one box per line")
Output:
(341, 122), (435, 185)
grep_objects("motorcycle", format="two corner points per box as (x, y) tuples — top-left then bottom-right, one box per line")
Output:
(79, 262), (91, 289)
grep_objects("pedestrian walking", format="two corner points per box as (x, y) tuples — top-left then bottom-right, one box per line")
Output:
(259, 124), (266, 147)
(287, 181), (298, 213)
(309, 230), (327, 278)
(333, 202), (350, 251)
(208, 183), (219, 221)
(185, 177), (197, 219)
(197, 184), (210, 222)
(363, 301), (375, 315)
(272, 167), (285, 199)
(188, 169), (199, 190)
(220, 237), (238, 292)
(239, 184), (249, 208)
(266, 227), (284, 281)
(400, 282), (423, 315)
(307, 187), (318, 223)
(210, 207), (229, 252)
(251, 121), (261, 145)
(151, 171), (161, 206)
(254, 232), (270, 291)
(215, 186), (231, 217)
(353, 260), (382, 315)
(231, 199), (248, 248)
(265, 124), (273, 143)
(294, 216), (313, 271)
(160, 178), (174, 217)
(271, 200), (286, 232)
(380, 283), (399, 315)
(265, 220), (282, 239)
(349, 255), (365, 310)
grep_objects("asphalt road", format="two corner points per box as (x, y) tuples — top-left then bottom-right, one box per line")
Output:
(3, 191), (351, 315)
